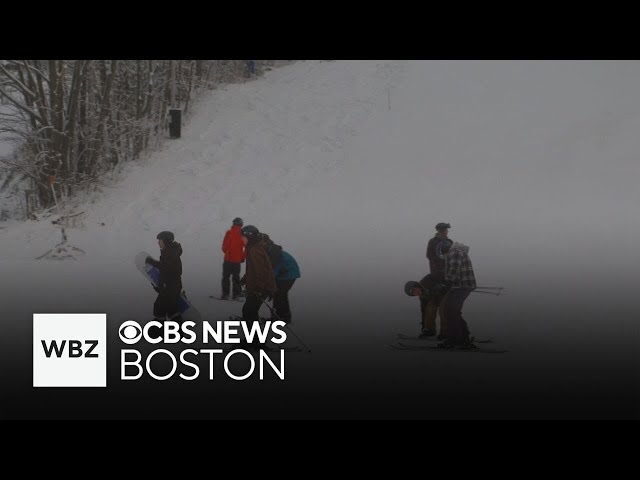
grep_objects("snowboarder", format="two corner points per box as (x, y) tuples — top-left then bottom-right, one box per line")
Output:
(145, 231), (184, 326)
(221, 217), (246, 300)
(239, 225), (277, 334)
(439, 240), (477, 349)
(426, 222), (451, 274)
(404, 271), (450, 338)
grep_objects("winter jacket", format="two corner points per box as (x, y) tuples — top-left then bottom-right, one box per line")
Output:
(418, 272), (445, 292)
(262, 233), (283, 270)
(444, 242), (476, 290)
(414, 272), (447, 299)
(274, 250), (301, 281)
(426, 233), (449, 274)
(148, 242), (183, 291)
(222, 225), (245, 263)
(242, 237), (277, 295)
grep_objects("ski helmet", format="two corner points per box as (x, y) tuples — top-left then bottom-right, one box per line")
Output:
(233, 217), (244, 226)
(435, 222), (451, 231)
(404, 281), (422, 296)
(156, 231), (175, 243)
(240, 225), (259, 238)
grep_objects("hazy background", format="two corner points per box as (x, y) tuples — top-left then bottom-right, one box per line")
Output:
(2, 60), (639, 419)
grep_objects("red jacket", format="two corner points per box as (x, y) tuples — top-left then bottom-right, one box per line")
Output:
(222, 225), (245, 263)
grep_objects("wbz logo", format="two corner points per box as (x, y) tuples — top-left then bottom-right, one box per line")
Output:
(41, 339), (99, 358)
(33, 314), (106, 387)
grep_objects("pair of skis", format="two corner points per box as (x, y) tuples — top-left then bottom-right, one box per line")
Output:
(391, 333), (508, 353)
(209, 295), (244, 302)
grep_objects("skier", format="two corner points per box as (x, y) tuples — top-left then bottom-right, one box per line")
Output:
(426, 222), (451, 274)
(259, 232), (282, 269)
(221, 217), (246, 300)
(145, 231), (184, 327)
(439, 240), (477, 349)
(404, 271), (450, 338)
(256, 231), (300, 323)
(270, 249), (301, 324)
(238, 225), (277, 341)
(423, 223), (451, 338)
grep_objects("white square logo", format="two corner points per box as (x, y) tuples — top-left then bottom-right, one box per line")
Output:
(33, 314), (107, 387)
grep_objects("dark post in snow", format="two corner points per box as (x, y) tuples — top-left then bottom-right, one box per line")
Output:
(168, 108), (182, 138)
(169, 60), (182, 139)
(247, 60), (256, 78)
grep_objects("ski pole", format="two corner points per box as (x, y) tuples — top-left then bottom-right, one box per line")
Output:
(283, 325), (311, 353)
(261, 299), (311, 352)
(472, 289), (502, 296)
(475, 286), (504, 291)
(473, 288), (504, 295)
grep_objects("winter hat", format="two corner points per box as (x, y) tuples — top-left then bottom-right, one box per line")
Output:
(156, 231), (175, 243)
(404, 281), (422, 296)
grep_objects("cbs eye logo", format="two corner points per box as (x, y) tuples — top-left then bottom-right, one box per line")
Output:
(119, 321), (143, 344)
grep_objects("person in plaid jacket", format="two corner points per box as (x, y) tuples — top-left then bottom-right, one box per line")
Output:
(439, 241), (477, 349)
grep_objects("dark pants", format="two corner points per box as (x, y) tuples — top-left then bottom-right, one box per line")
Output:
(222, 261), (242, 297)
(273, 279), (295, 323)
(419, 296), (431, 329)
(242, 291), (263, 323)
(153, 285), (182, 321)
(442, 288), (472, 345)
(419, 293), (444, 333)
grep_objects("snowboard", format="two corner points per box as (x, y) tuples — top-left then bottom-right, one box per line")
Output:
(134, 251), (202, 322)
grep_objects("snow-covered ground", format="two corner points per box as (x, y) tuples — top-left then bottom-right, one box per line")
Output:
(2, 60), (639, 418)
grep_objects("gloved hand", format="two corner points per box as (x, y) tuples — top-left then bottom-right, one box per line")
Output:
(145, 256), (153, 264)
(239, 276), (246, 286)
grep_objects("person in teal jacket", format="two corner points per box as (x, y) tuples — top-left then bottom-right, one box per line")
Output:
(271, 250), (300, 324)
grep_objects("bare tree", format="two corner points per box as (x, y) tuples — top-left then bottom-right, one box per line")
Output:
(0, 60), (276, 218)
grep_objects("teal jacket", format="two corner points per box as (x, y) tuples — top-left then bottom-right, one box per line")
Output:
(274, 250), (300, 280)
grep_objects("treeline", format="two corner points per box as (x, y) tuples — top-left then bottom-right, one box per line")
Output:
(0, 60), (274, 216)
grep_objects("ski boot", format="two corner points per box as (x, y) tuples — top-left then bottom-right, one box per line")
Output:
(419, 329), (436, 338)
(437, 340), (455, 349)
(456, 337), (478, 350)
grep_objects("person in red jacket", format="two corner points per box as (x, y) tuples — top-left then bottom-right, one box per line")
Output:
(221, 217), (246, 299)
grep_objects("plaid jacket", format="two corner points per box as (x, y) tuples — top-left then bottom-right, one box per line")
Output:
(444, 242), (476, 289)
